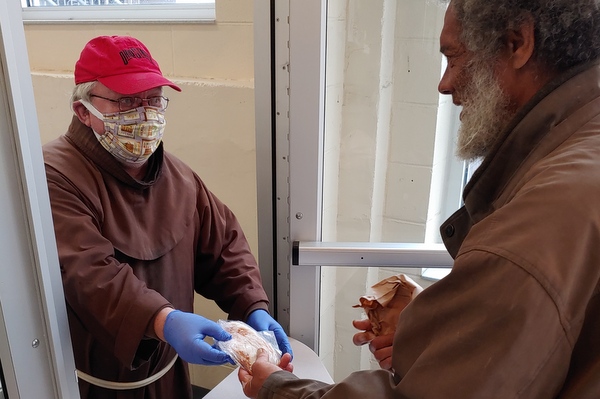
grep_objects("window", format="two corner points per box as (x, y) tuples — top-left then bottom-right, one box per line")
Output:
(21, 0), (215, 23)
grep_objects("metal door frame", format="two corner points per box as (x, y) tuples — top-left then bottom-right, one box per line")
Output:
(254, 0), (454, 352)
(0, 0), (80, 397)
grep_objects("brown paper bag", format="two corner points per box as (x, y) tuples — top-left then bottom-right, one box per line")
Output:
(353, 274), (423, 336)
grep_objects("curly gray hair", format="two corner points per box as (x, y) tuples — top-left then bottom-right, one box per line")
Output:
(442, 0), (600, 72)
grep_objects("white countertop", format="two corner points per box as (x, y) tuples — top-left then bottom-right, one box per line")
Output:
(205, 337), (334, 399)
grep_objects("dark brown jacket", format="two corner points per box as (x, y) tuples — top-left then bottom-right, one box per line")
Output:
(260, 62), (600, 399)
(44, 117), (269, 399)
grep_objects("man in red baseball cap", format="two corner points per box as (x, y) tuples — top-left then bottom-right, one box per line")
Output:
(42, 35), (291, 399)
(74, 35), (181, 95)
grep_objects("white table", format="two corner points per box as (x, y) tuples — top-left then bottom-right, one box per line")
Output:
(205, 338), (334, 398)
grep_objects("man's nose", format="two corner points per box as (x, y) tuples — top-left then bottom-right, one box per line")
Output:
(438, 71), (453, 95)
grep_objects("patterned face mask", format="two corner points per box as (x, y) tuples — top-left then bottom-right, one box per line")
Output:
(80, 99), (166, 165)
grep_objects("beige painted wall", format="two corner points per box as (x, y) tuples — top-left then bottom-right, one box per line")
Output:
(25, 0), (256, 389)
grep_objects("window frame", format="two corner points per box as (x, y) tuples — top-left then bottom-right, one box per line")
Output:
(21, 1), (215, 24)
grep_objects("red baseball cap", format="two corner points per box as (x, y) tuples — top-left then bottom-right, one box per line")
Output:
(74, 35), (181, 95)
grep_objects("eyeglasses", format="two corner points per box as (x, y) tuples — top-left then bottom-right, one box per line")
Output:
(89, 94), (169, 111)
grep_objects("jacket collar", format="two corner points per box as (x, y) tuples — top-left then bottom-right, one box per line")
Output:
(464, 60), (600, 222)
(441, 60), (600, 257)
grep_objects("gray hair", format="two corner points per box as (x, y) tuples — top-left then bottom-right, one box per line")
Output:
(70, 81), (96, 112)
(443, 0), (600, 72)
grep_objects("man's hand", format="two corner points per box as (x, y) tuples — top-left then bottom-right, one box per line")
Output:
(238, 349), (293, 399)
(352, 319), (394, 371)
(352, 318), (377, 345)
(163, 310), (233, 365)
(246, 309), (294, 357)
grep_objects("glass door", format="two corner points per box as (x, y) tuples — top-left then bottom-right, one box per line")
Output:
(254, 0), (464, 383)
(318, 0), (458, 380)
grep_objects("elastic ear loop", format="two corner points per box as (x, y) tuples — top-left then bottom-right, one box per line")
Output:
(79, 99), (106, 120)
(78, 99), (107, 141)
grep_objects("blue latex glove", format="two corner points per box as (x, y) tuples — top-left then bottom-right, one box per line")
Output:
(246, 309), (293, 358)
(163, 310), (233, 365)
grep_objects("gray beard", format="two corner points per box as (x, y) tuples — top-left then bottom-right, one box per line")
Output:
(456, 62), (515, 161)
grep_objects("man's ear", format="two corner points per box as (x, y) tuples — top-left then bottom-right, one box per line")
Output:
(72, 101), (92, 127)
(507, 15), (535, 70)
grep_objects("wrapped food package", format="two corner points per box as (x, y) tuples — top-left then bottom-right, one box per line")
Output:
(215, 320), (282, 371)
(353, 273), (423, 336)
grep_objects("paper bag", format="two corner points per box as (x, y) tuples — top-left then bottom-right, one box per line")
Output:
(353, 274), (423, 336)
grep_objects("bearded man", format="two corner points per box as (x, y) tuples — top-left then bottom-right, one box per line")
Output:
(238, 0), (600, 398)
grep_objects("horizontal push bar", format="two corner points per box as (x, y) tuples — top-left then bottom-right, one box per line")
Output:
(292, 241), (454, 268)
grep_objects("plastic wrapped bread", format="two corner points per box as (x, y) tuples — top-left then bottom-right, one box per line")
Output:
(353, 273), (423, 336)
(215, 320), (282, 371)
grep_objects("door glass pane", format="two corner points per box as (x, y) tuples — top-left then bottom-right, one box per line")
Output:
(320, 0), (463, 381)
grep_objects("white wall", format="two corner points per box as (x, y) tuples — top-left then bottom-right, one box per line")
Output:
(25, 0), (255, 389)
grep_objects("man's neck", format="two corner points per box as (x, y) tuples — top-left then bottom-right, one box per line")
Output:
(122, 161), (149, 180)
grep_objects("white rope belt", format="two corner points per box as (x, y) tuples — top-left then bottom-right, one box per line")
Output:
(76, 354), (178, 390)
